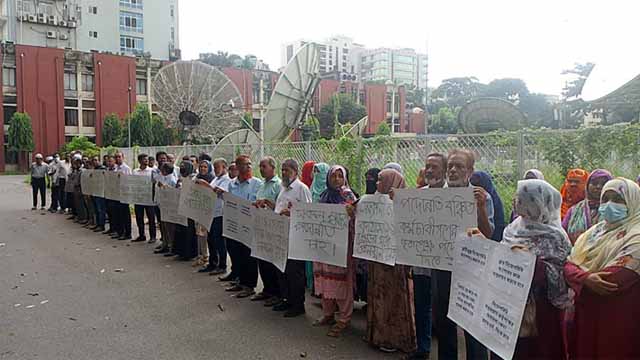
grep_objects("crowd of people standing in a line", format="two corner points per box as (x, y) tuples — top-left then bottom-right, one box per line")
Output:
(30, 148), (640, 360)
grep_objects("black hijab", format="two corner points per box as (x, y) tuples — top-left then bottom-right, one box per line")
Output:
(365, 168), (381, 195)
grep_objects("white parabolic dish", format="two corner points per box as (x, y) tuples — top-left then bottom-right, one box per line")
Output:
(581, 61), (640, 102)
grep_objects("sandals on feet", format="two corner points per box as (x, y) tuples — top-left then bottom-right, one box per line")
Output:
(312, 316), (336, 327)
(327, 321), (348, 337)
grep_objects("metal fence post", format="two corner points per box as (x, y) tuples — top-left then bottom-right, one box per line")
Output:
(517, 131), (525, 179)
(305, 141), (312, 160)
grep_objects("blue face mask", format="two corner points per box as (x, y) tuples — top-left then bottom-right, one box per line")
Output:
(598, 202), (628, 224)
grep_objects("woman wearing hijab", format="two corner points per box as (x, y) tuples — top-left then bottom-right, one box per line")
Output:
(313, 165), (357, 337)
(365, 169), (417, 354)
(301, 161), (315, 188)
(560, 169), (589, 219)
(495, 179), (572, 360)
(383, 162), (403, 175)
(562, 169), (613, 244)
(355, 168), (381, 303)
(311, 163), (330, 203)
(172, 160), (199, 261)
(564, 178), (640, 359)
(471, 171), (506, 241)
(510, 169), (546, 222)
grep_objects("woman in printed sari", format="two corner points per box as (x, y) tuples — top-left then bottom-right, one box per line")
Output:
(560, 168), (589, 219)
(564, 178), (640, 359)
(562, 169), (613, 244)
(365, 169), (416, 353)
(313, 165), (357, 337)
(495, 179), (572, 360)
(471, 171), (506, 241)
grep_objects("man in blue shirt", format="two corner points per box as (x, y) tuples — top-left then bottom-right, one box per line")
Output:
(220, 155), (262, 299)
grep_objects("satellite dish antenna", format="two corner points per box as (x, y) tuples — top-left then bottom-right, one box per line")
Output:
(152, 61), (244, 142)
(458, 98), (526, 133)
(211, 128), (261, 162)
(263, 43), (321, 142)
(343, 116), (369, 137)
(581, 62), (640, 104)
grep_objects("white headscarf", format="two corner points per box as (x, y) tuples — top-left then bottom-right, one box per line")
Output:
(503, 179), (573, 308)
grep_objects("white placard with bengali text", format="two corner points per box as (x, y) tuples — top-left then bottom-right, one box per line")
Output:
(80, 170), (92, 195)
(104, 171), (121, 201)
(90, 170), (105, 198)
(119, 174), (154, 206)
(447, 235), (535, 360)
(353, 194), (396, 266)
(394, 188), (477, 271)
(177, 179), (216, 228)
(252, 207), (289, 272)
(222, 193), (255, 249)
(288, 203), (349, 268)
(157, 186), (188, 226)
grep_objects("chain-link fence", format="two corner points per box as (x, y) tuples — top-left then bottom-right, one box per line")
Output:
(102, 127), (640, 215)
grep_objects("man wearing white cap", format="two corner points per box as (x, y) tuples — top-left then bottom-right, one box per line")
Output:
(30, 153), (48, 210)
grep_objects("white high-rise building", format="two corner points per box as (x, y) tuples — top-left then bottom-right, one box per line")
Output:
(281, 35), (364, 79)
(359, 47), (428, 89)
(0, 0), (180, 60)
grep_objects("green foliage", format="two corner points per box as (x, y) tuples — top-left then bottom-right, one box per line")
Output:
(199, 52), (268, 70)
(375, 122), (391, 136)
(483, 78), (530, 100)
(128, 104), (153, 146)
(302, 116), (321, 141)
(60, 136), (100, 158)
(318, 94), (367, 139)
(431, 77), (485, 108)
(151, 114), (177, 146)
(102, 113), (124, 147)
(241, 112), (254, 130)
(429, 106), (459, 134)
(7, 112), (34, 151)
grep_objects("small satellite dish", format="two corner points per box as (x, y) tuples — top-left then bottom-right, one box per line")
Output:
(458, 98), (526, 133)
(263, 43), (321, 142)
(211, 128), (261, 161)
(152, 61), (244, 140)
(343, 116), (368, 137)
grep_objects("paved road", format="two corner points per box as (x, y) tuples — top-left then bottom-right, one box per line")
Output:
(0, 175), (400, 360)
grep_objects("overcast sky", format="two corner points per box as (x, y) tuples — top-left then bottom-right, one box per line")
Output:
(179, 0), (639, 96)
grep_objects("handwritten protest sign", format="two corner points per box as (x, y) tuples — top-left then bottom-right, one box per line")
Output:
(353, 194), (396, 265)
(288, 203), (349, 268)
(222, 193), (254, 249)
(252, 208), (289, 272)
(447, 235), (535, 360)
(177, 180), (216, 228)
(80, 170), (92, 195)
(156, 186), (188, 226)
(119, 174), (154, 205)
(394, 188), (477, 271)
(104, 171), (121, 201)
(91, 170), (105, 197)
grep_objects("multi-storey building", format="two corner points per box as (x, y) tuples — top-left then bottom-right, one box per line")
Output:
(0, 0), (180, 61)
(281, 35), (364, 80)
(359, 47), (428, 89)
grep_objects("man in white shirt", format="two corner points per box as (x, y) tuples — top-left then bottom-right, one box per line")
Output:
(132, 153), (156, 243)
(272, 159), (312, 318)
(197, 158), (232, 274)
(113, 152), (132, 240)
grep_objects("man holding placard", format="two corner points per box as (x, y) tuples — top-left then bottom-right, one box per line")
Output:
(132, 153), (156, 243)
(223, 155), (262, 299)
(272, 159), (312, 318)
(250, 157), (282, 304)
(113, 152), (132, 241)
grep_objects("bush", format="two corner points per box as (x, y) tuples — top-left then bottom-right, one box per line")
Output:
(60, 136), (100, 158)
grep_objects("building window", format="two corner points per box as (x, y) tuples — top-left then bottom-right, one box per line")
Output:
(17, 0), (35, 13)
(136, 79), (147, 95)
(120, 0), (143, 9)
(89, 31), (98, 38)
(120, 35), (144, 53)
(38, 2), (54, 15)
(3, 95), (17, 125)
(65, 109), (78, 126)
(82, 110), (96, 127)
(170, 5), (174, 17)
(170, 27), (175, 43)
(88, 6), (98, 14)
(64, 72), (77, 91)
(119, 11), (143, 33)
(3, 67), (16, 87)
(82, 74), (94, 91)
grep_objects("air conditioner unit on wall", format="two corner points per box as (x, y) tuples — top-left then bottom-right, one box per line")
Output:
(19, 14), (28, 21)
(48, 15), (57, 25)
(37, 13), (47, 23)
(46, 31), (57, 39)
(28, 14), (37, 22)
(58, 20), (67, 27)
(59, 33), (69, 40)
(68, 21), (77, 28)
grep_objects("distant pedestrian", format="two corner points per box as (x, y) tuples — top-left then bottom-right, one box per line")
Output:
(30, 153), (48, 210)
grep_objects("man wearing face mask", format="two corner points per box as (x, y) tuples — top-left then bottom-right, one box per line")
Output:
(250, 157), (282, 305)
(273, 159), (312, 318)
(433, 149), (494, 360)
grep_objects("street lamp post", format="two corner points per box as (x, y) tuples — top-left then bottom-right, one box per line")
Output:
(127, 86), (132, 148)
(385, 80), (396, 134)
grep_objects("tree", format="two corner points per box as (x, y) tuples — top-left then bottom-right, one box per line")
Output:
(199, 51), (236, 67)
(60, 136), (100, 158)
(482, 78), (530, 101)
(405, 84), (426, 108)
(151, 114), (177, 146)
(375, 122), (391, 136)
(318, 94), (367, 138)
(519, 93), (554, 128)
(428, 107), (459, 134)
(128, 104), (153, 146)
(241, 55), (257, 70)
(301, 116), (321, 141)
(7, 112), (34, 170)
(102, 113), (123, 147)
(431, 77), (485, 108)
(561, 62), (595, 100)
